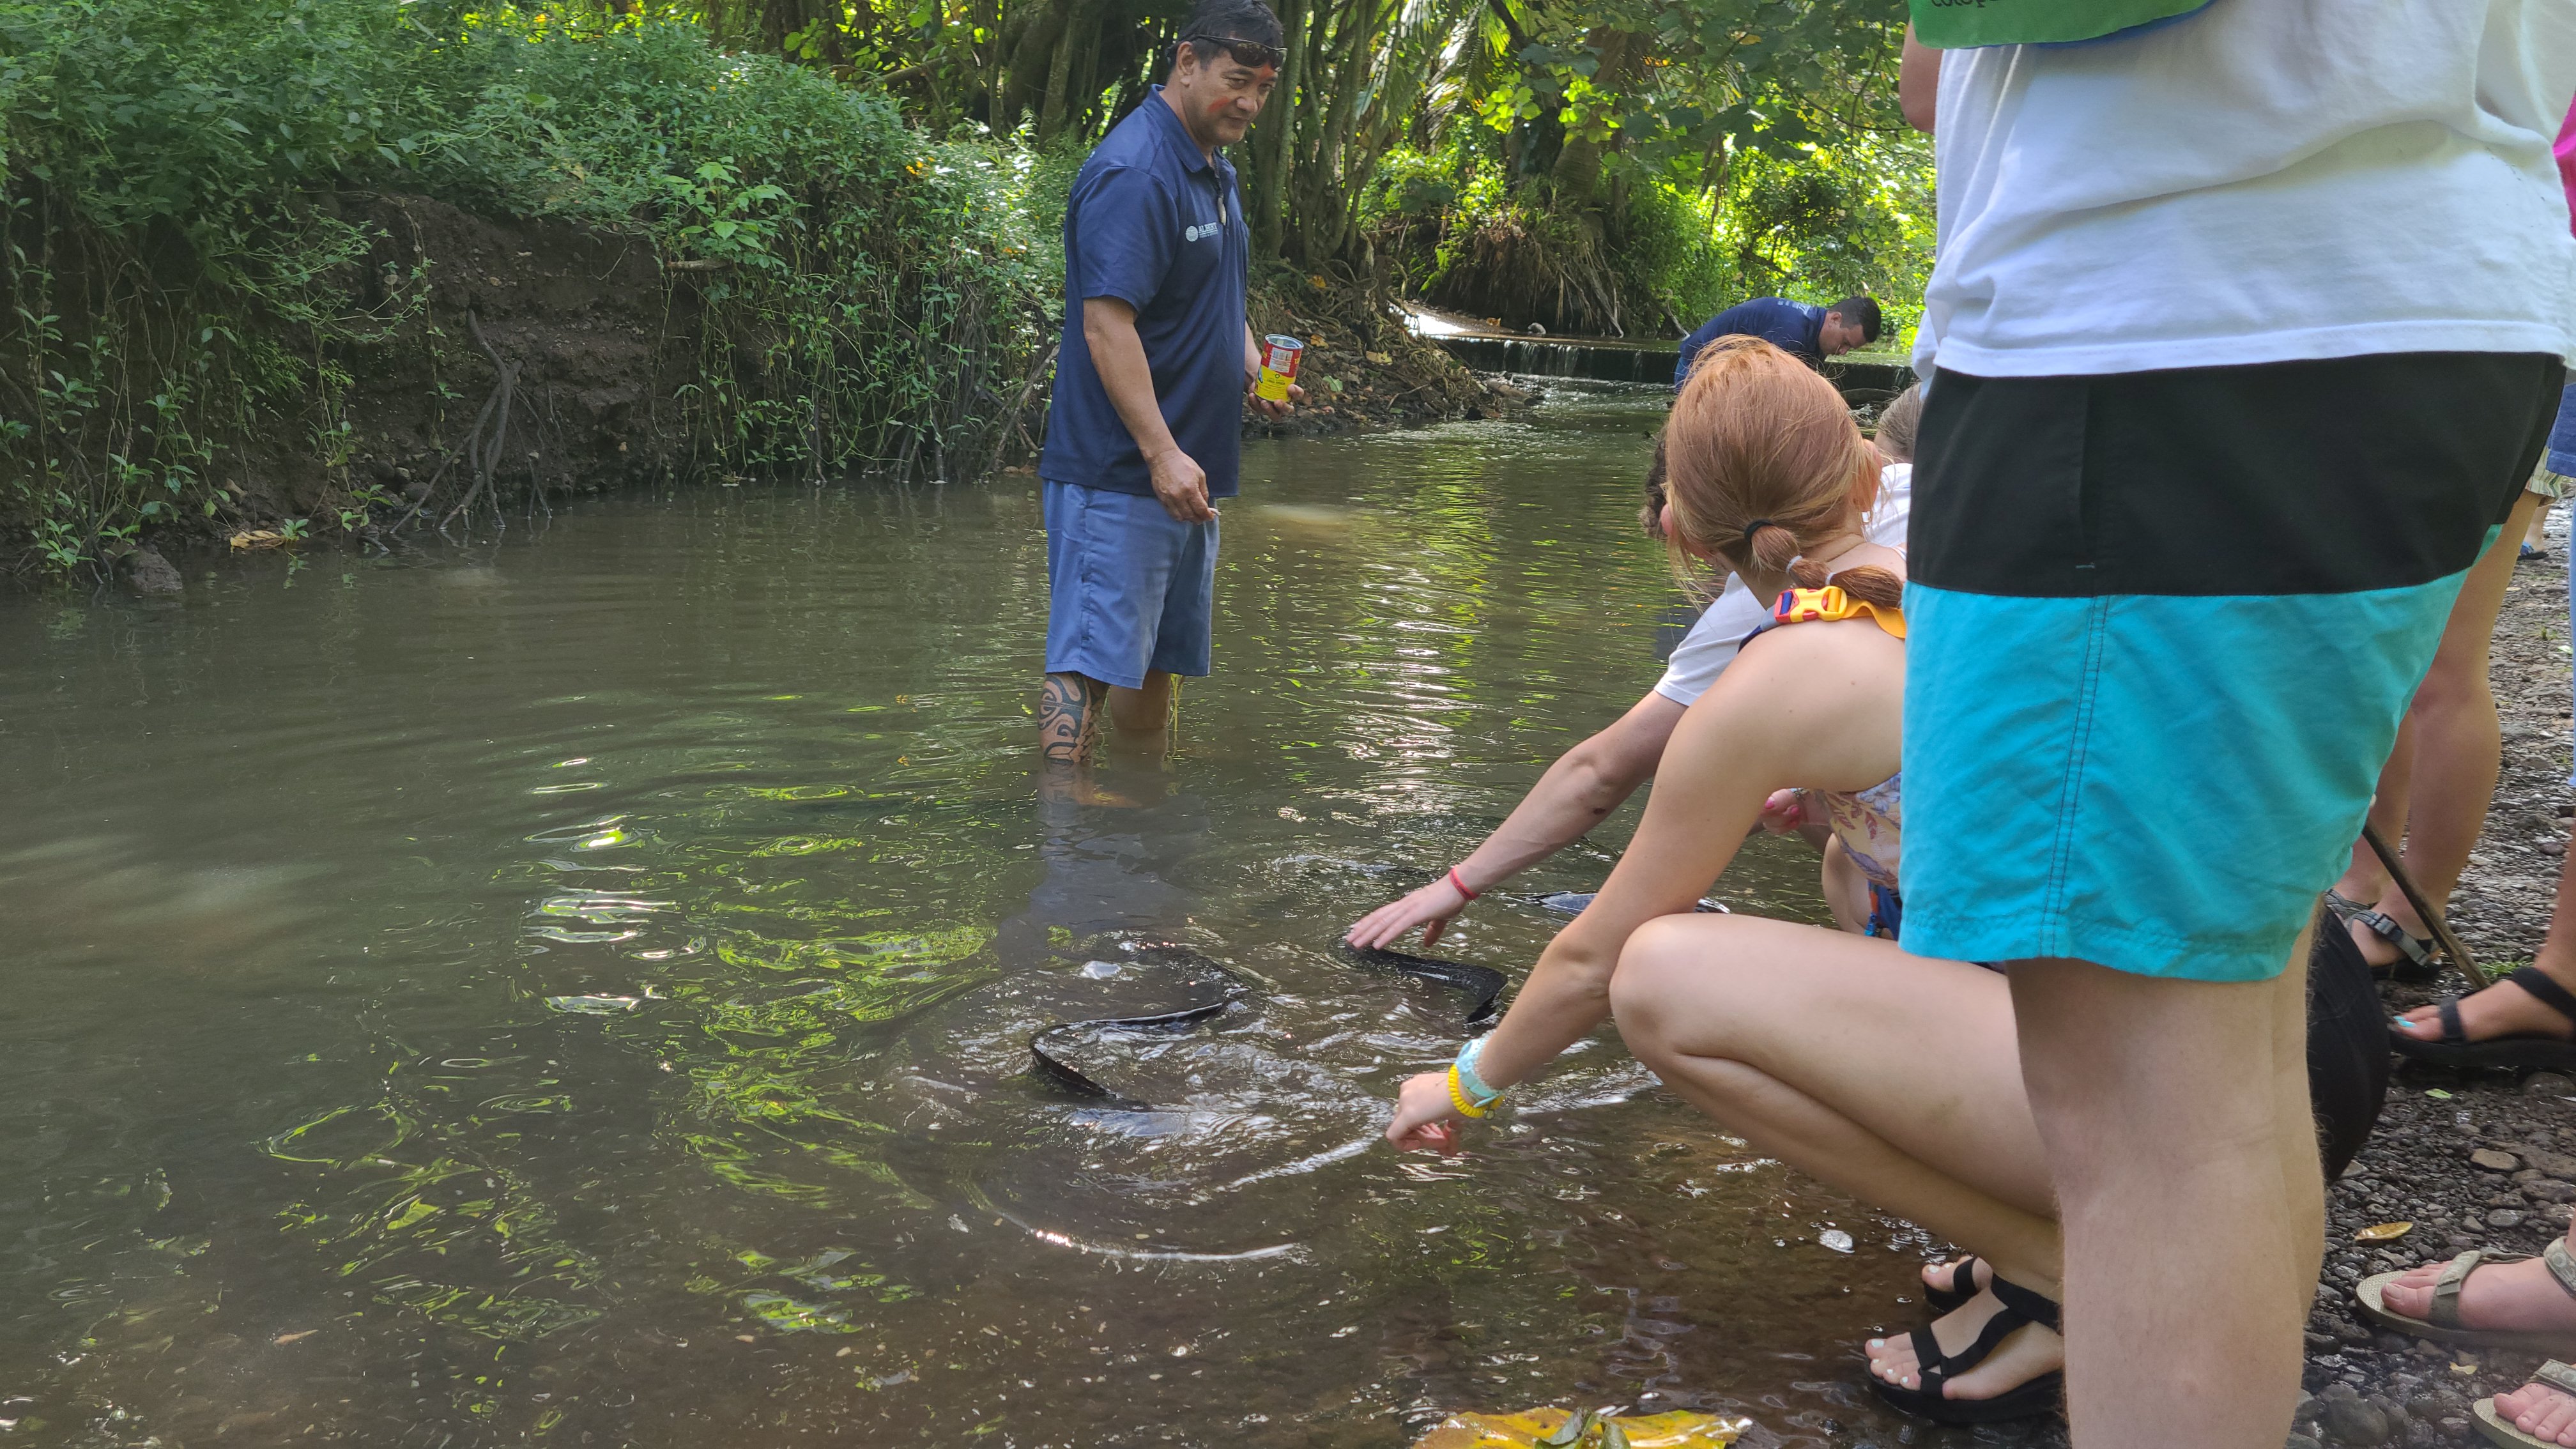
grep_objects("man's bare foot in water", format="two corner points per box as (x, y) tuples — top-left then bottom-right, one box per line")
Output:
(1864, 1284), (2064, 1401)
(2393, 967), (2576, 1043)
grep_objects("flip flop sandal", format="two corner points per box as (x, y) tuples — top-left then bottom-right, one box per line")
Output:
(2351, 908), (2442, 983)
(2356, 1239), (2576, 1353)
(2391, 966), (2576, 1074)
(1864, 1275), (2064, 1425)
(1924, 1256), (1982, 1314)
(2475, 1360), (2576, 1447)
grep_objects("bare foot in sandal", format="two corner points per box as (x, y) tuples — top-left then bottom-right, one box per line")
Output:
(1865, 1285), (2064, 1402)
(2379, 1242), (2576, 1337)
(2493, 1377), (2576, 1447)
(2393, 970), (2576, 1045)
(1921, 1255), (1988, 1303)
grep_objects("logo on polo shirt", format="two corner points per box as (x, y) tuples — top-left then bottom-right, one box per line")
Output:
(1184, 222), (1220, 242)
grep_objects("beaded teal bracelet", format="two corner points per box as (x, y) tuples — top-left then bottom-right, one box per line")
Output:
(1453, 1036), (1503, 1106)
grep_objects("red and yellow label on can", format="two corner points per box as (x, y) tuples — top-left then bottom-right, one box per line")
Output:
(1255, 334), (1303, 403)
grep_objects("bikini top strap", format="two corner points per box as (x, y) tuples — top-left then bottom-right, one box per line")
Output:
(1769, 584), (1906, 640)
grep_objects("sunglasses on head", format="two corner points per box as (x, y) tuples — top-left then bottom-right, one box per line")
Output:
(1183, 33), (1285, 70)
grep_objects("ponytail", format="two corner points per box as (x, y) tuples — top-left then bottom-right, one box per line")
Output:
(1788, 558), (1905, 610)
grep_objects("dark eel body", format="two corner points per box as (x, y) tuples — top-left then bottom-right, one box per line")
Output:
(1025, 941), (1505, 1106)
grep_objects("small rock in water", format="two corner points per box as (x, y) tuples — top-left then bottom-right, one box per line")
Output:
(1078, 960), (1123, 979)
(2526, 1071), (2576, 1098)
(1819, 1229), (1853, 1254)
(118, 546), (183, 596)
(2472, 1148), (2521, 1172)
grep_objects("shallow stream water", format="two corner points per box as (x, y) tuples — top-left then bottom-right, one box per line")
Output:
(1, 386), (1948, 1447)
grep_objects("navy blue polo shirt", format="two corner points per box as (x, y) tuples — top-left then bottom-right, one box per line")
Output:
(1039, 90), (1250, 498)
(1674, 298), (1824, 388)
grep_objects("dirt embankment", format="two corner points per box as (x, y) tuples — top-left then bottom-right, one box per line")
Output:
(1246, 272), (1528, 438)
(158, 194), (698, 545)
(195, 212), (1511, 558)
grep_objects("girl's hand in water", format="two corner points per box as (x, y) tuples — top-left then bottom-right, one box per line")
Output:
(1346, 875), (1472, 951)
(1386, 1070), (1467, 1153)
(1756, 788), (1807, 834)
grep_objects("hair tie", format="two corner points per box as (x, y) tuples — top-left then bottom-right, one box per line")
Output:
(1740, 519), (1775, 549)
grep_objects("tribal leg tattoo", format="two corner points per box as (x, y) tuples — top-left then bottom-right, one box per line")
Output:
(1038, 671), (1108, 763)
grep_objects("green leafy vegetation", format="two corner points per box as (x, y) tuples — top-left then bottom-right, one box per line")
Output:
(0, 0), (1928, 572)
(0, 0), (1064, 570)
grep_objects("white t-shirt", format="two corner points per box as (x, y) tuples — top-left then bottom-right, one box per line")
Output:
(1913, 1), (2576, 379)
(1655, 464), (1912, 707)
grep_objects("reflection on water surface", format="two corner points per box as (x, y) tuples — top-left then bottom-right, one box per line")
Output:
(1, 386), (1950, 1446)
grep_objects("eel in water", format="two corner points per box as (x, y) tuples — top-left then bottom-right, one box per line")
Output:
(1025, 940), (1506, 1105)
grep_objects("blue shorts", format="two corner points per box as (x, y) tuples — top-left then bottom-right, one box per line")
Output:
(1042, 480), (1218, 688)
(1903, 353), (2562, 983)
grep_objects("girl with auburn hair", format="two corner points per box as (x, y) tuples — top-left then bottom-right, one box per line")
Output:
(1383, 338), (2384, 1425)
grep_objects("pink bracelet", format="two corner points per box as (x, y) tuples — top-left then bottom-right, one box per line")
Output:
(1447, 866), (1480, 901)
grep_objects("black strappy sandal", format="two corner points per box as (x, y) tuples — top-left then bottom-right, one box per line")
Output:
(2392, 965), (2576, 1074)
(1866, 1275), (2064, 1425)
(1923, 1256), (1982, 1314)
(2351, 908), (2442, 983)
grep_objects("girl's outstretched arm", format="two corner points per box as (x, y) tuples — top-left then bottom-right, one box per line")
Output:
(1387, 622), (1904, 1148)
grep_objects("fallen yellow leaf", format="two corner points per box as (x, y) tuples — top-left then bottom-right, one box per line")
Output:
(2356, 1222), (2416, 1242)
(273, 1330), (317, 1345)
(1366, 351), (1393, 365)
(228, 530), (288, 550)
(1412, 1407), (1749, 1449)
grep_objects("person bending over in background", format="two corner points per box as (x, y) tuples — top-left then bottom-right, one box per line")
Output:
(1033, 0), (1297, 765)
(1344, 382), (1920, 951)
(1672, 295), (1880, 388)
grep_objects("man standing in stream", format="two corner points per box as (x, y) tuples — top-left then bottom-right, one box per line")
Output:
(1036, 0), (1298, 765)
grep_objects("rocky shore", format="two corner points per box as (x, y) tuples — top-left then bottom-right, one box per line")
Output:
(2289, 533), (2576, 1446)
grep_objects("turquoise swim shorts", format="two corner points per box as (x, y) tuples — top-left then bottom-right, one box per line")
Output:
(1902, 353), (2563, 982)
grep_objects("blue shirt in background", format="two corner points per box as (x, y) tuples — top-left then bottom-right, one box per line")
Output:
(1039, 89), (1250, 499)
(1675, 298), (1825, 388)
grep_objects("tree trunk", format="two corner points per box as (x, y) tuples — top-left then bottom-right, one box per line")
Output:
(1548, 27), (1644, 223)
(1250, 0), (1310, 257)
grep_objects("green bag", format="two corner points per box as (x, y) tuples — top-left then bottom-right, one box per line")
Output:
(1910, 0), (2215, 49)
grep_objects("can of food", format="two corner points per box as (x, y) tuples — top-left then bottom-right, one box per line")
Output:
(1255, 334), (1303, 403)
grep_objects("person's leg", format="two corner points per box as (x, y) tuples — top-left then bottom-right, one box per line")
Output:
(1124, 509), (1215, 748)
(1106, 671), (1174, 738)
(1611, 914), (2065, 1402)
(2343, 491), (2540, 967)
(2009, 939), (2319, 1449)
(2527, 495), (2555, 553)
(1039, 671), (1109, 763)
(2393, 766), (2576, 1041)
(1819, 836), (1869, 934)
(2326, 714), (2411, 911)
(1039, 484), (1178, 763)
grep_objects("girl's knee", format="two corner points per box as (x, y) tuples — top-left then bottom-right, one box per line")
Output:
(1608, 918), (1683, 1039)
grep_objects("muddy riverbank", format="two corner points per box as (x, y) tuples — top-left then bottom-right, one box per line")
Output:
(161, 194), (1512, 558)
